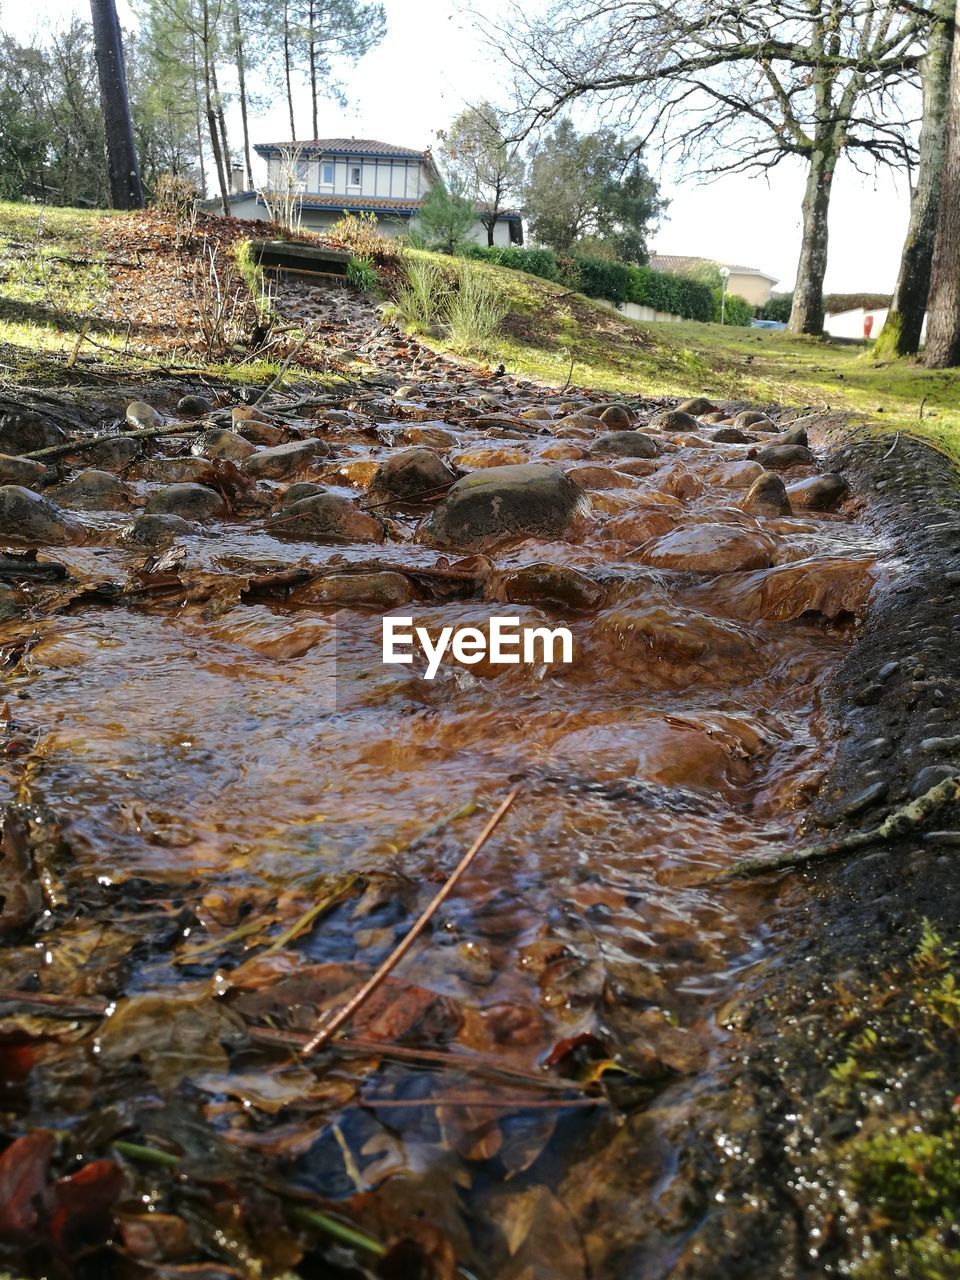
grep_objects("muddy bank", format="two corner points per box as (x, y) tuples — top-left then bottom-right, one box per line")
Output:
(676, 429), (960, 1279)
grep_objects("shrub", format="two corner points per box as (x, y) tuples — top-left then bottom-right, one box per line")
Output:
(444, 265), (508, 354)
(713, 288), (754, 326)
(346, 255), (380, 294)
(388, 256), (448, 331)
(328, 211), (402, 272)
(234, 239), (273, 323)
(461, 244), (560, 281)
(152, 172), (198, 221)
(570, 255), (632, 304)
(762, 292), (793, 323)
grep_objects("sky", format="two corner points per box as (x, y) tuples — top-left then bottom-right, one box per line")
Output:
(3, 0), (917, 294)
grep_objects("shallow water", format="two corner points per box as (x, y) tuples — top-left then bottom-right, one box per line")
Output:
(0, 290), (892, 1277)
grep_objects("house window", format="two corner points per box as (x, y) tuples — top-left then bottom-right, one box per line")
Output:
(349, 165), (361, 187)
(321, 163), (334, 186)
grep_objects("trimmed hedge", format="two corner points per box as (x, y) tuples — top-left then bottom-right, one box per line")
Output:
(462, 244), (560, 281)
(713, 288), (754, 327)
(460, 244), (716, 321)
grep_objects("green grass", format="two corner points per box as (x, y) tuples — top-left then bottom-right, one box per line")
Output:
(405, 249), (960, 459)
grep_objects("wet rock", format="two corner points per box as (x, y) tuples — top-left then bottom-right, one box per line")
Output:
(637, 522), (778, 573)
(676, 397), (719, 416)
(553, 414), (601, 433)
(271, 492), (386, 544)
(734, 410), (772, 429)
(588, 431), (658, 459)
(651, 410), (698, 433)
(290, 570), (412, 608)
(741, 471), (792, 517)
(191, 429), (256, 463)
(492, 563), (605, 611)
(538, 442), (584, 461)
(593, 605), (758, 686)
(0, 412), (70, 455)
(613, 458), (660, 478)
(244, 439), (327, 480)
(54, 470), (134, 511)
(920, 735), (960, 753)
(566, 463), (635, 490)
(145, 483), (227, 522)
(0, 454), (47, 486)
(120, 513), (199, 548)
(237, 419), (285, 447)
(706, 460), (765, 489)
(177, 394), (214, 416)
(912, 765), (959, 797)
(367, 447), (458, 505)
(126, 400), (161, 430)
(456, 445), (528, 468)
(0, 485), (81, 544)
(779, 424), (809, 447)
(280, 482), (325, 505)
(138, 457), (217, 484)
(600, 507), (677, 545)
(786, 473), (850, 511)
(87, 436), (141, 470)
(418, 463), (590, 550)
(598, 404), (635, 429)
(650, 463), (705, 501)
(518, 407), (553, 421)
(402, 426), (457, 449)
(756, 443), (816, 469)
(711, 427), (756, 444)
(692, 555), (877, 620)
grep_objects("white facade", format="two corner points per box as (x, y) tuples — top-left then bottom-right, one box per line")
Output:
(824, 306), (928, 343)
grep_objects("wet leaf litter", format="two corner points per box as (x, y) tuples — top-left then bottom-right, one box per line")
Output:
(0, 276), (893, 1278)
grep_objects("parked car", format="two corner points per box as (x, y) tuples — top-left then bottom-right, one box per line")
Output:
(750, 319), (787, 330)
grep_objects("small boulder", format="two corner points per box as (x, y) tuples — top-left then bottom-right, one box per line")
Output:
(756, 443), (816, 469)
(54, 470), (134, 511)
(637, 522), (778, 573)
(786, 473), (850, 511)
(402, 426), (457, 449)
(145, 483), (226, 522)
(126, 401), (162, 430)
(418, 463), (590, 550)
(779, 424), (809, 447)
(651, 410), (699, 433)
(137, 457), (217, 484)
(598, 404), (635, 429)
(0, 412), (70, 455)
(290, 571), (412, 609)
(270, 492), (385, 543)
(734, 410), (771, 429)
(120, 513), (199, 548)
(518, 407), (553, 421)
(237, 419), (285, 447)
(366, 447), (458, 506)
(741, 471), (792, 517)
(711, 427), (756, 445)
(244, 439), (326, 480)
(0, 454), (47, 486)
(177, 394), (214, 416)
(192, 429), (256, 463)
(492, 563), (605, 611)
(706, 460), (765, 489)
(0, 485), (81, 544)
(588, 431), (658, 459)
(677, 397), (720, 417)
(87, 436), (141, 470)
(280, 482), (325, 506)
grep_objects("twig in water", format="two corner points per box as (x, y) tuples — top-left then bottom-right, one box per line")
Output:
(716, 774), (960, 881)
(300, 785), (521, 1056)
(251, 329), (315, 405)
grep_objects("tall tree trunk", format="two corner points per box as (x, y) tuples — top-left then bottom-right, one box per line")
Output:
(191, 32), (207, 197)
(788, 142), (837, 335)
(201, 0), (230, 214)
(283, 0), (297, 140)
(926, 0), (960, 367)
(211, 58), (231, 192)
(875, 0), (955, 359)
(233, 0), (254, 187)
(309, 0), (318, 138)
(89, 0), (144, 209)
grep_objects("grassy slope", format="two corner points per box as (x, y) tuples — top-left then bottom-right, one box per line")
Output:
(417, 250), (960, 457)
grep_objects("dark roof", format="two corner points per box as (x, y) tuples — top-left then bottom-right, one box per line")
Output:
(254, 138), (428, 159)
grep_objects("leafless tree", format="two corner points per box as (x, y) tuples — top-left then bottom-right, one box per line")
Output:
(489, 0), (928, 334)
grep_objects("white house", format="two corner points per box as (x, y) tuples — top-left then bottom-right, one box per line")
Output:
(823, 306), (928, 344)
(226, 137), (523, 246)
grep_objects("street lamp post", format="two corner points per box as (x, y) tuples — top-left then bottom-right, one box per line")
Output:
(719, 266), (730, 325)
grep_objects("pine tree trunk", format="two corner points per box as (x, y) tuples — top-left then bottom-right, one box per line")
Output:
(89, 0), (144, 209)
(201, 0), (230, 215)
(191, 32), (207, 197)
(233, 1), (254, 188)
(925, 0), (960, 368)
(211, 59), (231, 201)
(788, 143), (836, 335)
(310, 0), (318, 138)
(875, 0), (954, 359)
(284, 0), (297, 140)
